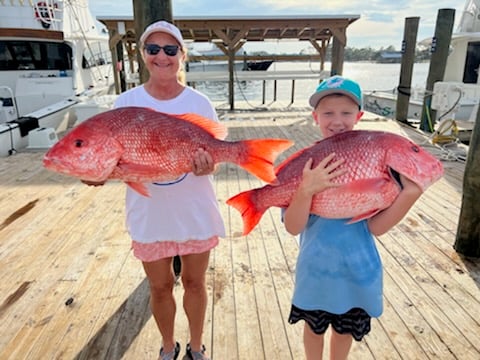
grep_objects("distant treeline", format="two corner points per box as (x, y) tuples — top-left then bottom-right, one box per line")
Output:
(342, 45), (431, 62)
(253, 45), (431, 62)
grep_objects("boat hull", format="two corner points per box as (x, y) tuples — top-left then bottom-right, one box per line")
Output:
(0, 99), (77, 157)
(0, 0), (114, 157)
(364, 82), (480, 123)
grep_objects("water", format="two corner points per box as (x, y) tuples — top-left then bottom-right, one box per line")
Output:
(193, 61), (430, 105)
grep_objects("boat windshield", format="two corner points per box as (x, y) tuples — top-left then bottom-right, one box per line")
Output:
(0, 40), (72, 71)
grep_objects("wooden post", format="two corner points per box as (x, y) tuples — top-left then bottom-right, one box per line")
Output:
(110, 30), (121, 94)
(273, 80), (277, 102)
(291, 79), (295, 104)
(228, 48), (235, 111)
(133, 0), (173, 84)
(420, 8), (455, 132)
(116, 40), (126, 92)
(132, 0), (182, 271)
(454, 105), (480, 258)
(330, 36), (345, 76)
(262, 80), (266, 105)
(396, 17), (419, 124)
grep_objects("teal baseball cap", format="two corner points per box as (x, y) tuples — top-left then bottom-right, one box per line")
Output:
(309, 75), (362, 109)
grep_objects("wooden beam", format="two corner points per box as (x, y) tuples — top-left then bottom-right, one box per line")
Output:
(0, 28), (63, 40)
(329, 26), (346, 46)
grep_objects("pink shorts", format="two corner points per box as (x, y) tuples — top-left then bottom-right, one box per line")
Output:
(132, 236), (219, 262)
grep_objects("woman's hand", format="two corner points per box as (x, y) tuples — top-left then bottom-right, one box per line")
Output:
(192, 148), (215, 176)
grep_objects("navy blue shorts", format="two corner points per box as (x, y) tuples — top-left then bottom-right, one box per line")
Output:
(288, 305), (371, 341)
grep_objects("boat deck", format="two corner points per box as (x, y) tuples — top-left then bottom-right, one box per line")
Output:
(0, 105), (479, 360)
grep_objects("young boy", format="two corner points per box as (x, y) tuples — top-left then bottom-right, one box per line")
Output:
(283, 75), (423, 360)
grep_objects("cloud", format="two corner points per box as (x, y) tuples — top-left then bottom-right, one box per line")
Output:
(89, 0), (466, 49)
(364, 12), (395, 23)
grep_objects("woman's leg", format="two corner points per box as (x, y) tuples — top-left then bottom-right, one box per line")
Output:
(180, 250), (211, 352)
(329, 329), (353, 360)
(304, 322), (325, 360)
(142, 257), (177, 353)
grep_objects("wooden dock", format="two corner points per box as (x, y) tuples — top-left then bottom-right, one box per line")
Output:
(0, 105), (479, 360)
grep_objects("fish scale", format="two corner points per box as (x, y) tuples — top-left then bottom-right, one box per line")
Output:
(227, 130), (444, 235)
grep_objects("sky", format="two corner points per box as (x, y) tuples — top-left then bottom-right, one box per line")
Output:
(89, 0), (467, 53)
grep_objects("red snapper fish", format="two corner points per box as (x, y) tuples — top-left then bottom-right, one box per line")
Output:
(43, 106), (293, 196)
(226, 130), (444, 235)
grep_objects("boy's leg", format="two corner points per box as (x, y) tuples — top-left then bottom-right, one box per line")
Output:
(304, 322), (325, 360)
(329, 330), (353, 360)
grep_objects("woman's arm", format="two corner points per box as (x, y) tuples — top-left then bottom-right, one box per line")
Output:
(284, 153), (345, 235)
(367, 174), (423, 236)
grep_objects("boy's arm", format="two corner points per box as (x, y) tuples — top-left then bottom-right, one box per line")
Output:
(284, 154), (345, 235)
(367, 174), (423, 236)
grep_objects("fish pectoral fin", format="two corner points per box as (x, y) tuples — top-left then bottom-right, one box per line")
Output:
(340, 178), (390, 194)
(125, 182), (150, 197)
(347, 209), (381, 224)
(117, 163), (157, 176)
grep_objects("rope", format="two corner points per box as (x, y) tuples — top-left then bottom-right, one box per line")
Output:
(418, 118), (467, 162)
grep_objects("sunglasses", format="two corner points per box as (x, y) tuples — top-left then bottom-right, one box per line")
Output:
(144, 44), (180, 56)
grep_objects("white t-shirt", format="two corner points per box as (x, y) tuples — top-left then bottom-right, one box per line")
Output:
(114, 85), (226, 243)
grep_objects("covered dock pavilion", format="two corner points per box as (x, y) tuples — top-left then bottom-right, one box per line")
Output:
(98, 15), (360, 109)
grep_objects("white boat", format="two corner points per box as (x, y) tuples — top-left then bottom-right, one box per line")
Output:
(0, 0), (115, 157)
(363, 0), (480, 126)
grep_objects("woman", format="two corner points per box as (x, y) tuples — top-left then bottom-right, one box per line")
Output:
(86, 20), (223, 360)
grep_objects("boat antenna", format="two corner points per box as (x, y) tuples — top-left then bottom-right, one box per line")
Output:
(64, 0), (105, 82)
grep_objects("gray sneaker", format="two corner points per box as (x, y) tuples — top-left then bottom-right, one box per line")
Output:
(159, 342), (180, 360)
(185, 343), (210, 360)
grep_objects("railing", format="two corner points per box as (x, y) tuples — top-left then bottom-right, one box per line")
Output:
(31, 0), (63, 30)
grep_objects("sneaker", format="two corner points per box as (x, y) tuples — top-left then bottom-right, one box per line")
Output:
(159, 341), (180, 360)
(186, 343), (210, 360)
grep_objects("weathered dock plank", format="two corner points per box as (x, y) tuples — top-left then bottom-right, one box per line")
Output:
(0, 109), (478, 359)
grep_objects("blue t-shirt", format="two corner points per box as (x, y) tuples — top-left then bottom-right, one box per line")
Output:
(292, 215), (383, 317)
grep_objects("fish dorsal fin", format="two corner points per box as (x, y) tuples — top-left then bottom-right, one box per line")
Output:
(175, 113), (228, 140)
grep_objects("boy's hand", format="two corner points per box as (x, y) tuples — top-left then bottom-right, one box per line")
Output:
(298, 153), (346, 197)
(399, 174), (423, 197)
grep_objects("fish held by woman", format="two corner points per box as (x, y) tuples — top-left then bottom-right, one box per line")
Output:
(43, 106), (293, 196)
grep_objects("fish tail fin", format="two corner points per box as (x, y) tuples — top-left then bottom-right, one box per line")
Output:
(237, 138), (293, 183)
(226, 189), (266, 235)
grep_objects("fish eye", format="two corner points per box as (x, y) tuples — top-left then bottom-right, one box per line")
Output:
(74, 139), (84, 148)
(412, 145), (419, 153)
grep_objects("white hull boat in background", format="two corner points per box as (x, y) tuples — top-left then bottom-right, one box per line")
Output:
(363, 0), (480, 130)
(0, 0), (115, 157)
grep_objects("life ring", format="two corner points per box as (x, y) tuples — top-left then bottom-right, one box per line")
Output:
(34, 1), (58, 29)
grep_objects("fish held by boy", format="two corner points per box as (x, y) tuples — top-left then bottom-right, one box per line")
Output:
(226, 130), (444, 235)
(43, 106), (293, 196)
